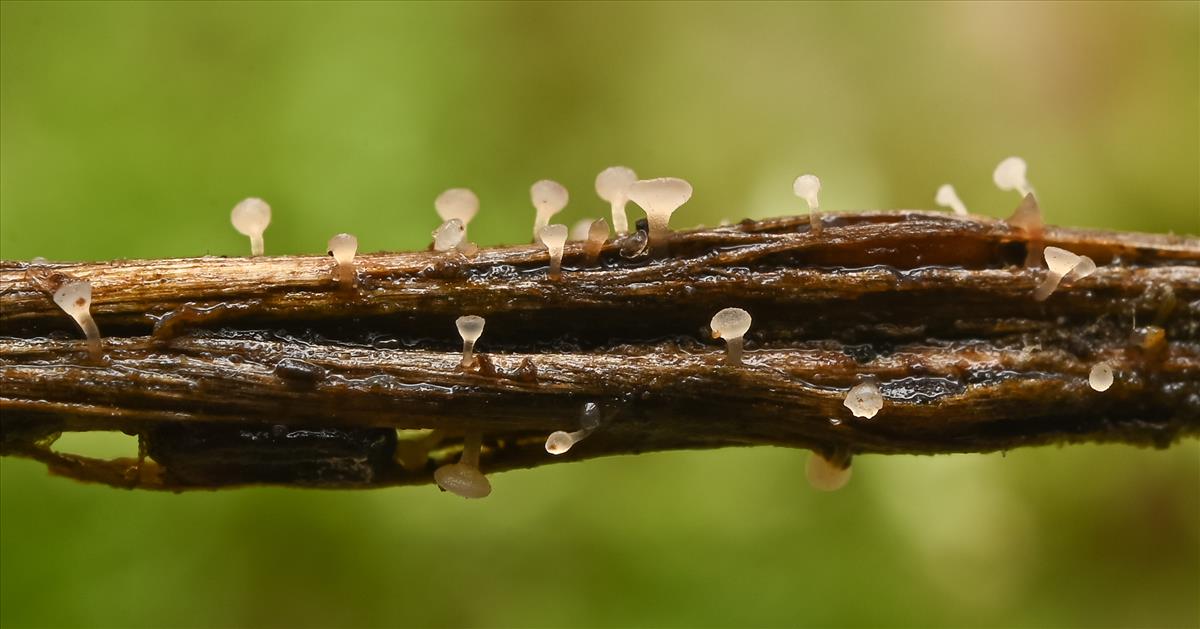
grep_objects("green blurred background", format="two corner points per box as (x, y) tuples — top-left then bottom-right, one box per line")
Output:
(1, 2), (1198, 627)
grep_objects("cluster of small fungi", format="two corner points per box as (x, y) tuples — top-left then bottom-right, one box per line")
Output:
(34, 157), (1129, 499)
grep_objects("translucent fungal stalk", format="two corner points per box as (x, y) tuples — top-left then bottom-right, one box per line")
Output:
(230, 197), (271, 257)
(52, 280), (102, 360)
(1089, 362), (1114, 392)
(584, 218), (609, 265)
(627, 177), (692, 255)
(993, 156), (1034, 197)
(710, 307), (752, 366)
(793, 174), (822, 234)
(844, 381), (883, 419)
(538, 224), (569, 280)
(935, 184), (968, 216)
(326, 233), (358, 286)
(545, 402), (602, 455)
(432, 218), (466, 252)
(434, 188), (480, 240)
(433, 431), (491, 499)
(456, 315), (485, 368)
(595, 166), (638, 234)
(1033, 246), (1083, 301)
(531, 179), (569, 239)
(806, 452), (852, 492)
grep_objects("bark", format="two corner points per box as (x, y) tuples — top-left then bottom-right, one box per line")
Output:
(1, 210), (1197, 491)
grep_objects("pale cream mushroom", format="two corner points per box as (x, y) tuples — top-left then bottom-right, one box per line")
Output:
(1064, 255), (1097, 282)
(432, 218), (466, 252)
(844, 381), (883, 419)
(435, 188), (480, 240)
(538, 224), (569, 280)
(935, 184), (968, 216)
(710, 307), (752, 366)
(595, 166), (638, 234)
(1033, 246), (1082, 301)
(456, 315), (485, 368)
(1089, 362), (1114, 392)
(793, 174), (822, 234)
(993, 156), (1034, 197)
(626, 177), (692, 254)
(584, 218), (609, 265)
(531, 179), (569, 238)
(545, 402), (602, 455)
(806, 452), (852, 492)
(326, 233), (358, 286)
(433, 432), (491, 499)
(230, 197), (271, 256)
(52, 280), (102, 360)
(571, 218), (596, 242)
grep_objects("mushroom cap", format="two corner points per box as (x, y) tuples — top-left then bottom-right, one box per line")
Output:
(935, 184), (960, 208)
(1066, 255), (1097, 280)
(806, 453), (852, 492)
(230, 198), (271, 236)
(587, 218), (610, 243)
(432, 218), (465, 252)
(544, 431), (575, 455)
(435, 188), (479, 225)
(433, 463), (492, 498)
(792, 174), (821, 209)
(627, 177), (693, 215)
(531, 179), (569, 215)
(844, 381), (883, 419)
(327, 233), (358, 265)
(1089, 362), (1114, 392)
(992, 157), (1028, 191)
(570, 218), (595, 241)
(710, 307), (752, 340)
(456, 315), (486, 342)
(52, 280), (92, 315)
(1043, 246), (1082, 275)
(595, 166), (638, 203)
(538, 224), (569, 249)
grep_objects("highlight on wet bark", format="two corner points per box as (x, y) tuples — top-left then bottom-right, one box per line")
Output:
(51, 280), (102, 360)
(230, 197), (271, 256)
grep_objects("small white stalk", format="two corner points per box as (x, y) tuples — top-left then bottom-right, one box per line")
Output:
(545, 402), (602, 455)
(595, 166), (638, 234)
(793, 174), (822, 234)
(538, 224), (569, 280)
(993, 156), (1034, 197)
(935, 184), (968, 216)
(52, 280), (102, 360)
(230, 197), (271, 257)
(531, 179), (569, 239)
(456, 315), (485, 368)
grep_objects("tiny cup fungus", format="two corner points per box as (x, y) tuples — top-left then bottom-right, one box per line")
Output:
(710, 307), (752, 366)
(52, 279), (102, 360)
(326, 233), (358, 286)
(806, 452), (852, 492)
(584, 217), (609, 265)
(433, 432), (491, 499)
(432, 218), (466, 252)
(1033, 246), (1083, 301)
(434, 188), (480, 240)
(626, 177), (693, 255)
(538, 224), (569, 279)
(844, 381), (883, 419)
(595, 165), (638, 234)
(545, 402), (602, 455)
(531, 179), (569, 239)
(993, 156), (1034, 197)
(455, 315), (485, 368)
(793, 174), (822, 234)
(1089, 362), (1114, 392)
(935, 184), (969, 216)
(230, 197), (271, 257)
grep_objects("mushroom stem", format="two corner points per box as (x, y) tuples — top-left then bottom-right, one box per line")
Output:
(80, 316), (102, 360)
(610, 201), (629, 234)
(459, 431), (482, 469)
(461, 338), (476, 368)
(724, 336), (744, 366)
(584, 218), (609, 265)
(249, 234), (265, 258)
(806, 452), (852, 492)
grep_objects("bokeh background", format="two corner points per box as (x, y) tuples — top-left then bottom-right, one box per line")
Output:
(2, 2), (1198, 628)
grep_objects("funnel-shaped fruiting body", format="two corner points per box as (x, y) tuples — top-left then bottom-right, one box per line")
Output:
(435, 188), (479, 240)
(793, 174), (822, 234)
(52, 280), (102, 360)
(230, 197), (271, 256)
(538, 224), (569, 280)
(596, 166), (637, 234)
(433, 432), (491, 498)
(1064, 255), (1097, 282)
(993, 156), (1034, 197)
(627, 177), (692, 255)
(710, 307), (752, 366)
(935, 184), (968, 216)
(1089, 362), (1114, 392)
(545, 402), (602, 455)
(584, 218), (609, 265)
(806, 452), (852, 492)
(432, 219), (466, 252)
(326, 233), (358, 286)
(844, 381), (883, 419)
(456, 315), (485, 368)
(1033, 246), (1083, 301)
(531, 179), (568, 238)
